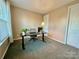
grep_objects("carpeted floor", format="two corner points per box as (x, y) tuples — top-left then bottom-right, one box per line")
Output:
(4, 37), (79, 59)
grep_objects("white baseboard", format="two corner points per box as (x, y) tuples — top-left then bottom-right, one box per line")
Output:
(48, 36), (65, 44)
(1, 42), (10, 59)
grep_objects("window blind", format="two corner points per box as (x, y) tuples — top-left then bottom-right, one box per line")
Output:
(0, 20), (8, 43)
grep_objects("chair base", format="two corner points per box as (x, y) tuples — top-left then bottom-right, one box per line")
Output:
(30, 37), (38, 41)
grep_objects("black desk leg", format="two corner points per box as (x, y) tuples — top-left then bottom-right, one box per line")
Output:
(22, 36), (25, 50)
(42, 33), (45, 42)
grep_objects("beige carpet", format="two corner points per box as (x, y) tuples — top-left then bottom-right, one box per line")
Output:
(4, 37), (79, 59)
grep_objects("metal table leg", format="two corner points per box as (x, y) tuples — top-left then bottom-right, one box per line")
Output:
(42, 32), (45, 42)
(22, 36), (25, 50)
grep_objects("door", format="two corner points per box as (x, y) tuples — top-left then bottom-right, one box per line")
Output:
(67, 4), (79, 48)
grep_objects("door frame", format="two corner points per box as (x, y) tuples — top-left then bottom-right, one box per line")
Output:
(65, 3), (79, 44)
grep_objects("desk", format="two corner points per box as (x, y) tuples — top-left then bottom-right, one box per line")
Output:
(21, 32), (45, 50)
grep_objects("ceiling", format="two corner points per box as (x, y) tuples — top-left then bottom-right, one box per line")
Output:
(10, 0), (75, 14)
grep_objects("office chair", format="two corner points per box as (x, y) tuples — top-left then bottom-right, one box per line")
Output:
(30, 28), (37, 41)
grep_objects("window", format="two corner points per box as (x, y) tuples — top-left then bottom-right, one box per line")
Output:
(0, 20), (8, 42)
(0, 0), (9, 44)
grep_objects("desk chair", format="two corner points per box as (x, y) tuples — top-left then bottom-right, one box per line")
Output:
(30, 28), (37, 41)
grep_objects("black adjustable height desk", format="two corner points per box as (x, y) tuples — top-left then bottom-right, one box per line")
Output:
(21, 32), (45, 50)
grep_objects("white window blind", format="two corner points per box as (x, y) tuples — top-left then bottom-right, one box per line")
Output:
(0, 0), (9, 44)
(0, 20), (8, 43)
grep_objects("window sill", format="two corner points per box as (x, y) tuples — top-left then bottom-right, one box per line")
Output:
(0, 36), (9, 46)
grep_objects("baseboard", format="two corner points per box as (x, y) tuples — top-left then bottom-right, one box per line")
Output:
(1, 42), (10, 59)
(47, 36), (65, 44)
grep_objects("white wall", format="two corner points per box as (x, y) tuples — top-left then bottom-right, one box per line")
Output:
(11, 6), (43, 39)
(47, 6), (68, 44)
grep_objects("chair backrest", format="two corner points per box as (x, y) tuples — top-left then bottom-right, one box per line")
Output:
(30, 28), (37, 37)
(30, 28), (37, 33)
